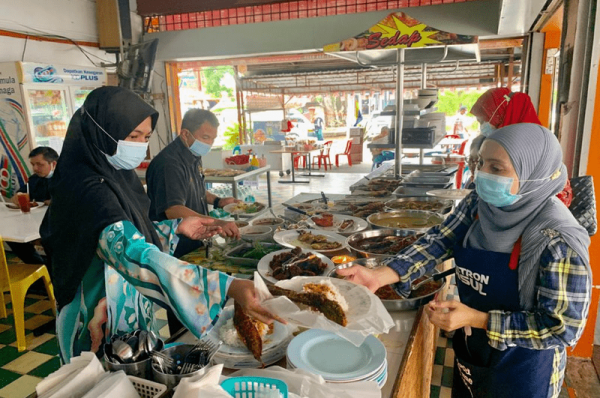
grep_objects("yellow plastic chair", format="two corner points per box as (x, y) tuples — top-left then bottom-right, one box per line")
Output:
(0, 237), (57, 351)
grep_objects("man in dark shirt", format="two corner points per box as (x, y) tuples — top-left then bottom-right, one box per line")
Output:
(6, 146), (58, 264)
(147, 109), (241, 258)
(10, 146), (57, 205)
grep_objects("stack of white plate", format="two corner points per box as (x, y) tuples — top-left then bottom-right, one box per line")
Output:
(206, 307), (293, 369)
(286, 329), (388, 389)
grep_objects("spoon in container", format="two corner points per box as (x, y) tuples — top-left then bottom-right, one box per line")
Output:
(112, 340), (134, 363)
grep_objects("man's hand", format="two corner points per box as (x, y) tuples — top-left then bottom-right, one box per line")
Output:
(214, 219), (240, 239)
(336, 265), (400, 293)
(425, 300), (489, 332)
(176, 217), (222, 241)
(227, 279), (286, 325)
(217, 197), (242, 208)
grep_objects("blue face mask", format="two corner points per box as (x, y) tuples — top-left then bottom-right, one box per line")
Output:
(189, 139), (212, 157)
(83, 107), (149, 170)
(105, 140), (148, 170)
(475, 171), (521, 207)
(480, 122), (496, 137)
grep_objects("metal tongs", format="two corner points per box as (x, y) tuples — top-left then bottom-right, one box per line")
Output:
(411, 268), (455, 291)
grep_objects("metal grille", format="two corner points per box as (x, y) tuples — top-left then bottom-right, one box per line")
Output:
(144, 0), (476, 33)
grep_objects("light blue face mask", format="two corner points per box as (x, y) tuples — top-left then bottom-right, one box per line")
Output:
(189, 138), (212, 157)
(480, 122), (496, 137)
(83, 107), (149, 170)
(105, 140), (148, 170)
(475, 171), (521, 207)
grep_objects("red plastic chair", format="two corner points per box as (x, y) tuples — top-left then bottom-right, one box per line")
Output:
(335, 140), (353, 167)
(293, 152), (307, 169)
(312, 141), (333, 170)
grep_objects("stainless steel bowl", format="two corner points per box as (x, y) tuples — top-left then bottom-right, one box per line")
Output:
(328, 264), (446, 311)
(151, 344), (207, 390)
(103, 339), (164, 379)
(345, 229), (421, 260)
(367, 210), (444, 233)
(384, 197), (453, 214)
(380, 269), (446, 311)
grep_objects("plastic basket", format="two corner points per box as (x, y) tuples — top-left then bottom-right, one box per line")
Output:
(128, 375), (167, 398)
(221, 377), (288, 398)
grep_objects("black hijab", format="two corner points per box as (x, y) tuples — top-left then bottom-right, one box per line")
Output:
(41, 86), (161, 308)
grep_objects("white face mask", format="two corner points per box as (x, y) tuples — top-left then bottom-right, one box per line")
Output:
(46, 164), (55, 178)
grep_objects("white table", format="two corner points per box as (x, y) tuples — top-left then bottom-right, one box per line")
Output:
(0, 207), (47, 243)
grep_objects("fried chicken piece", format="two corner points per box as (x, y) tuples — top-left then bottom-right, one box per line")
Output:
(233, 302), (264, 364)
(267, 285), (347, 326)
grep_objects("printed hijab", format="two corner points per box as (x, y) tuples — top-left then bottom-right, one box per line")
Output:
(40, 86), (161, 308)
(465, 123), (590, 309)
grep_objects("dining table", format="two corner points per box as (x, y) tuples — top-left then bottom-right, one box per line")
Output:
(0, 205), (47, 243)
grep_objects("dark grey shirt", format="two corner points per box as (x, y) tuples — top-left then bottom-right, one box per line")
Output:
(147, 137), (208, 256)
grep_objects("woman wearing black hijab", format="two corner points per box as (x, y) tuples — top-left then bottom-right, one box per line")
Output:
(41, 87), (279, 362)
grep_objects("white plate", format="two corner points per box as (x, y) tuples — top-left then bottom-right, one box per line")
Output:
(223, 202), (267, 216)
(426, 189), (472, 200)
(257, 248), (335, 284)
(273, 229), (346, 254)
(205, 306), (292, 368)
(275, 276), (374, 326)
(3, 202), (44, 212)
(286, 329), (386, 381)
(305, 214), (368, 236)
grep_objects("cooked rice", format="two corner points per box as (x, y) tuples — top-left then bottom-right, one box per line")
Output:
(219, 317), (269, 348)
(303, 279), (349, 312)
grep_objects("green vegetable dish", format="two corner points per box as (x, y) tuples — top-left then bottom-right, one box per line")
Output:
(241, 243), (282, 259)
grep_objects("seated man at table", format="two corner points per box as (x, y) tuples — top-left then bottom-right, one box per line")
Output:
(9, 146), (58, 206)
(147, 108), (241, 258)
(5, 146), (58, 265)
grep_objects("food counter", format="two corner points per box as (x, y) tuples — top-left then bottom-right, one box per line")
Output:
(175, 191), (449, 398)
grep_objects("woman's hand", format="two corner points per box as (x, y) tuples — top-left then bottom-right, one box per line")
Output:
(227, 279), (286, 325)
(177, 217), (223, 240)
(336, 265), (400, 293)
(425, 300), (489, 332)
(217, 197), (241, 208)
(214, 219), (241, 239)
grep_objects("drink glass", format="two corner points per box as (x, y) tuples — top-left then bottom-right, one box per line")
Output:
(17, 192), (31, 213)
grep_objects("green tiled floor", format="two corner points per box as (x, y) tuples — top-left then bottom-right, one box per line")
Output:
(0, 284), (60, 398)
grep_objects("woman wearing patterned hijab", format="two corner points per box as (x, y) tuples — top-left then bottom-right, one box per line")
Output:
(41, 87), (281, 362)
(339, 124), (591, 398)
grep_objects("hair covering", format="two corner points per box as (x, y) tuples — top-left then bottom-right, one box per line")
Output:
(465, 123), (590, 309)
(470, 88), (541, 128)
(40, 86), (161, 308)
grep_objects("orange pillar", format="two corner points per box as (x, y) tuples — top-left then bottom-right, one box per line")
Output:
(537, 30), (561, 128)
(569, 59), (600, 358)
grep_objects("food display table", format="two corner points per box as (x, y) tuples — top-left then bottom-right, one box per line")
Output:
(175, 191), (448, 398)
(204, 166), (272, 208)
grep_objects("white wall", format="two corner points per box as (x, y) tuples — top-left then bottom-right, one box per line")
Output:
(0, 0), (144, 68)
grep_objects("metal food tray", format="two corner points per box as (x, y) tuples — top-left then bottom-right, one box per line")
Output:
(393, 184), (452, 197)
(384, 197), (454, 214)
(223, 242), (283, 266)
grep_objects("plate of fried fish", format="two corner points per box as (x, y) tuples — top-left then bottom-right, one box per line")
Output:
(273, 229), (346, 254)
(257, 246), (335, 284)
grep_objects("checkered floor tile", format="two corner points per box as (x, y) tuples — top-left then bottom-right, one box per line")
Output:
(0, 291), (60, 398)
